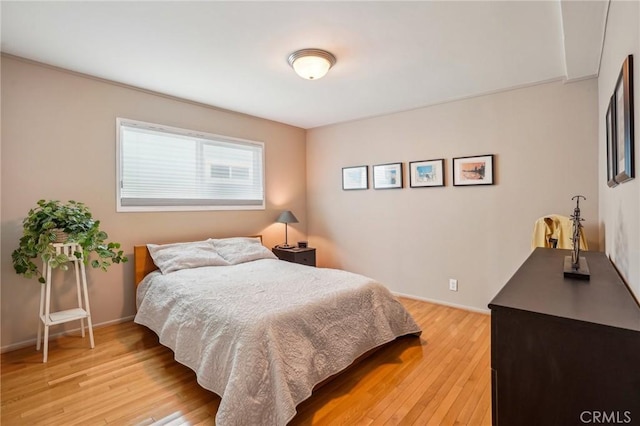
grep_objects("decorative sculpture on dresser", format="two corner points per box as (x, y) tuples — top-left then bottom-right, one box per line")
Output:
(563, 195), (590, 280)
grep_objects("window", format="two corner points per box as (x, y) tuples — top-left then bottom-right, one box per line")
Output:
(117, 118), (265, 211)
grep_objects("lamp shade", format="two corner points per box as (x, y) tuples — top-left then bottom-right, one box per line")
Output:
(276, 210), (299, 224)
(287, 49), (336, 80)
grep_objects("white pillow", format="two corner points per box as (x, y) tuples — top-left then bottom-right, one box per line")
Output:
(211, 237), (277, 265)
(147, 240), (229, 274)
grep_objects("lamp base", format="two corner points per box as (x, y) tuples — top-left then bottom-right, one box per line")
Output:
(276, 244), (295, 249)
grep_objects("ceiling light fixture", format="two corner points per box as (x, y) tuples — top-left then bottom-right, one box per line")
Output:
(287, 48), (336, 80)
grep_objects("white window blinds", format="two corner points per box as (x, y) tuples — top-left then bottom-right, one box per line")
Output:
(117, 118), (265, 211)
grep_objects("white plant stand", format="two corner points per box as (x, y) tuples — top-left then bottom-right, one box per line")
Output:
(37, 243), (94, 362)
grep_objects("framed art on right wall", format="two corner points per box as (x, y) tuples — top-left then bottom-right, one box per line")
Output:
(606, 95), (618, 187)
(453, 154), (494, 186)
(613, 54), (634, 184)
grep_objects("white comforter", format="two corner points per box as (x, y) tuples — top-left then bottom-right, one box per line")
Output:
(135, 259), (421, 425)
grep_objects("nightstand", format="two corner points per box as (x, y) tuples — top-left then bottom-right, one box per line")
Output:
(272, 246), (316, 267)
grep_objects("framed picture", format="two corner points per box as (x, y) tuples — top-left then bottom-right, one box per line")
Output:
(373, 162), (403, 189)
(409, 159), (445, 188)
(453, 154), (494, 186)
(342, 165), (368, 190)
(613, 55), (634, 184)
(606, 96), (618, 187)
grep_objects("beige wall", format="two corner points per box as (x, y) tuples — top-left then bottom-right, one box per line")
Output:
(307, 79), (599, 312)
(598, 0), (640, 302)
(1, 56), (307, 350)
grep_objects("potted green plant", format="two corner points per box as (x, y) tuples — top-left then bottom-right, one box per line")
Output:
(11, 199), (128, 283)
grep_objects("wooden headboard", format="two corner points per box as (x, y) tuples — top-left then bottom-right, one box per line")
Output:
(134, 245), (157, 285)
(134, 235), (263, 286)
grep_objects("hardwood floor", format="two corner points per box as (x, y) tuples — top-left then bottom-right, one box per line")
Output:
(1, 298), (491, 425)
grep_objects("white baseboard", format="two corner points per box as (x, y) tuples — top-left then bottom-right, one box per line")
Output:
(1, 315), (136, 354)
(393, 292), (491, 315)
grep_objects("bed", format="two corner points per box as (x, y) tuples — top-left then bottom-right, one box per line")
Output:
(134, 236), (421, 425)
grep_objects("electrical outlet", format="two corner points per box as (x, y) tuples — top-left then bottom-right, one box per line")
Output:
(449, 278), (458, 291)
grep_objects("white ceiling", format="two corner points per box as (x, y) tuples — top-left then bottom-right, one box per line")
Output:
(1, 1), (608, 129)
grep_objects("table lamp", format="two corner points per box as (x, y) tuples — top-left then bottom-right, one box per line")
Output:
(276, 210), (298, 248)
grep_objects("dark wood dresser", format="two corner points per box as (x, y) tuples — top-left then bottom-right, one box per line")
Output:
(488, 248), (640, 426)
